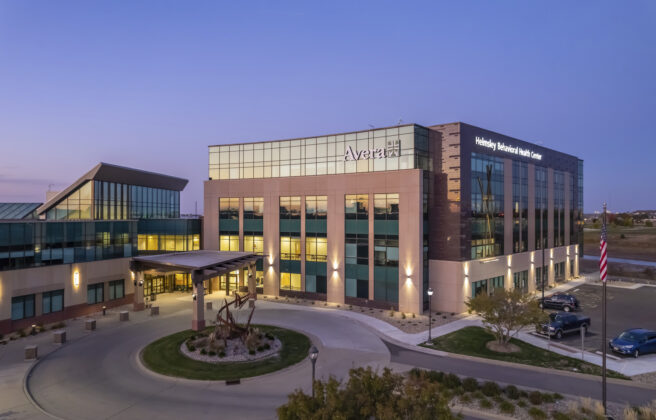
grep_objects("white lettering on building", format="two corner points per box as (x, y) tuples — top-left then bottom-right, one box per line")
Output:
(475, 136), (542, 161)
(344, 139), (401, 161)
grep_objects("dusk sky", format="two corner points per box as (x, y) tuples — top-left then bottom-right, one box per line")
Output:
(1, 1), (654, 214)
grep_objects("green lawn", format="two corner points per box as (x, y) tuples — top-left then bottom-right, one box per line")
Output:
(420, 326), (629, 380)
(142, 325), (311, 380)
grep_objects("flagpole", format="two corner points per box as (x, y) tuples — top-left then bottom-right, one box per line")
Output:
(602, 203), (607, 416)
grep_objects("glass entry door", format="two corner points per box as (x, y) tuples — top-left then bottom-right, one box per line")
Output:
(219, 270), (240, 293)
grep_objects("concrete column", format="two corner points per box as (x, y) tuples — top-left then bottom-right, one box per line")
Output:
(248, 263), (257, 298)
(192, 271), (205, 331)
(327, 191), (345, 305)
(397, 172), (423, 315)
(368, 192), (375, 300)
(238, 197), (244, 251)
(133, 271), (145, 311)
(263, 193), (279, 296)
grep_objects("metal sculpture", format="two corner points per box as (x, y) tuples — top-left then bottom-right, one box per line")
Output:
(208, 292), (256, 348)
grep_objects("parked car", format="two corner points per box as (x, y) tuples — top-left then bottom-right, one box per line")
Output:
(609, 329), (656, 358)
(538, 293), (579, 312)
(537, 312), (590, 339)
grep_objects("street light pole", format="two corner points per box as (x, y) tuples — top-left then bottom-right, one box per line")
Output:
(309, 346), (319, 398)
(427, 287), (434, 343)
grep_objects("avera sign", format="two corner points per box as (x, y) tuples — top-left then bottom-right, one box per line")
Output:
(344, 139), (400, 161)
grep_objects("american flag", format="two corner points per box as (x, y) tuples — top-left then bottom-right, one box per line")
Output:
(599, 219), (608, 283)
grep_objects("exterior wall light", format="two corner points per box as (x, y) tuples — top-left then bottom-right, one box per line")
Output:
(139, 280), (144, 286)
(192, 293), (197, 301)
(73, 271), (80, 287)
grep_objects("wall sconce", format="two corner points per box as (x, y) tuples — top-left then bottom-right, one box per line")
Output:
(139, 280), (143, 286)
(192, 293), (197, 301)
(73, 271), (80, 287)
(249, 272), (253, 278)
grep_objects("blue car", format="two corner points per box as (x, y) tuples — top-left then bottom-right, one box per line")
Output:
(609, 329), (656, 358)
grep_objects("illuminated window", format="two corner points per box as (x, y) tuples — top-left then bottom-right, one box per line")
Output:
(244, 235), (264, 254)
(280, 236), (301, 260)
(305, 237), (327, 262)
(280, 273), (301, 291)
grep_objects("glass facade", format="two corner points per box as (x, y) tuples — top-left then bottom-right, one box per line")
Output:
(554, 170), (565, 247)
(244, 197), (264, 286)
(87, 283), (104, 304)
(345, 194), (369, 299)
(108, 279), (125, 300)
(577, 160), (584, 250)
(46, 181), (93, 220)
(305, 196), (327, 294)
(47, 181), (180, 220)
(137, 219), (201, 254)
(535, 166), (548, 250)
(471, 275), (505, 298)
(512, 161), (528, 253)
(471, 153), (504, 259)
(280, 197), (301, 291)
(373, 193), (399, 304)
(219, 198), (239, 251)
(209, 125), (430, 180)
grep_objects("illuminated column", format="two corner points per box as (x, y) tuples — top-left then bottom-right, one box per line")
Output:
(191, 270), (205, 331)
(248, 262), (257, 298)
(133, 271), (145, 311)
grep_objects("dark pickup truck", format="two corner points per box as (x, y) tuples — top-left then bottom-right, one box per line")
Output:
(538, 293), (579, 312)
(537, 312), (590, 339)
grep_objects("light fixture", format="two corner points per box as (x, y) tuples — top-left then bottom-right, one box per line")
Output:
(139, 280), (144, 286)
(309, 346), (319, 397)
(427, 287), (434, 297)
(73, 271), (80, 287)
(192, 293), (197, 301)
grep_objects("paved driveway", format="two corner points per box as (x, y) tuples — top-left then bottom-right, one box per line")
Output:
(26, 295), (389, 420)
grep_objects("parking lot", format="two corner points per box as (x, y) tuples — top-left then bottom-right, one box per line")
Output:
(538, 283), (656, 355)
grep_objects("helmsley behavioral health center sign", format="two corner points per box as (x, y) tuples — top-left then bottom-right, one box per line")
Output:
(475, 136), (543, 161)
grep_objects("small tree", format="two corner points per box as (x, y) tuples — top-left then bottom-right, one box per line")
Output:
(466, 288), (547, 350)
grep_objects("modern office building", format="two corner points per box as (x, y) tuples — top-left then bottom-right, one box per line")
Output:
(205, 122), (583, 314)
(0, 163), (201, 334)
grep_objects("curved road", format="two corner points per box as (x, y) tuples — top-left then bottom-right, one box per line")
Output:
(26, 296), (655, 419)
(27, 299), (389, 420)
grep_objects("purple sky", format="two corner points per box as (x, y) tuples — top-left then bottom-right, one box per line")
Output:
(1, 1), (654, 213)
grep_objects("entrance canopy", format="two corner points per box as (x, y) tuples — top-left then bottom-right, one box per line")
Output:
(130, 251), (261, 283)
(129, 251), (261, 331)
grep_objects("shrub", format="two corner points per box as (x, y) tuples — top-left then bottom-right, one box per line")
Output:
(528, 407), (547, 419)
(189, 345), (196, 352)
(493, 395), (505, 404)
(479, 398), (493, 409)
(520, 390), (529, 399)
(552, 393), (563, 401)
(504, 385), (520, 400)
(412, 313), (416, 318)
(462, 377), (479, 392)
(257, 346), (264, 352)
(499, 400), (515, 415)
(481, 381), (501, 397)
(529, 391), (543, 405)
(219, 351), (225, 358)
(264, 343), (271, 350)
(518, 399), (528, 408)
(265, 333), (274, 340)
(19, 330), (26, 338)
(200, 349), (207, 355)
(551, 412), (569, 420)
(209, 351), (216, 356)
(541, 393), (555, 403)
(389, 311), (394, 317)
(401, 313), (406, 319)
(249, 350), (256, 355)
(459, 394), (472, 404)
(442, 315), (447, 319)
(472, 391), (485, 400)
(425, 370), (444, 383)
(349, 305), (353, 310)
(443, 373), (461, 389)
(0, 333), (3, 340)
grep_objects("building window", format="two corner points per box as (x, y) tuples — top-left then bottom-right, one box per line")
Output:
(471, 153), (504, 259)
(280, 236), (301, 260)
(345, 194), (369, 299)
(87, 283), (104, 304)
(512, 161), (528, 253)
(471, 275), (505, 298)
(374, 193), (399, 304)
(280, 197), (301, 292)
(109, 279), (125, 300)
(554, 170), (565, 247)
(280, 272), (301, 291)
(535, 166), (548, 250)
(306, 196), (327, 294)
(220, 235), (240, 251)
(535, 265), (548, 289)
(11, 294), (35, 320)
(42, 289), (64, 314)
(554, 261), (566, 282)
(219, 198), (240, 248)
(513, 271), (529, 293)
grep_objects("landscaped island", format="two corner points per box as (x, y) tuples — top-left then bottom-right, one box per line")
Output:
(142, 325), (311, 381)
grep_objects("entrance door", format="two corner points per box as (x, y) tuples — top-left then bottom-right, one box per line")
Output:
(219, 271), (240, 293)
